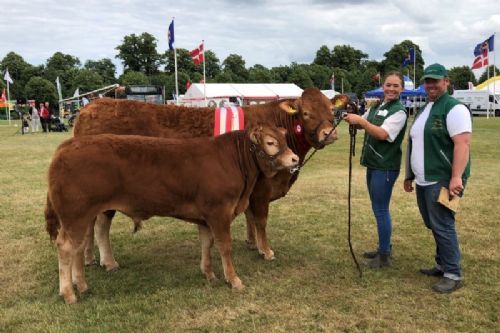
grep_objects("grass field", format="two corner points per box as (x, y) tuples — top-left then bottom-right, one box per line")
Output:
(0, 118), (498, 333)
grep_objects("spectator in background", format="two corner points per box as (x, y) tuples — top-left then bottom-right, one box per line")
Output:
(40, 102), (50, 132)
(30, 102), (41, 133)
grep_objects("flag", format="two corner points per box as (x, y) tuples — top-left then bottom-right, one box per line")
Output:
(402, 48), (415, 67)
(56, 77), (62, 101)
(1, 88), (6, 101)
(372, 73), (380, 82)
(474, 35), (494, 56)
(73, 88), (80, 97)
(329, 72), (335, 90)
(186, 79), (191, 90)
(3, 68), (13, 84)
(472, 43), (489, 69)
(190, 43), (204, 65)
(168, 20), (175, 50)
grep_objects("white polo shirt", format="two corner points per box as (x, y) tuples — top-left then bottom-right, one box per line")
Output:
(363, 108), (407, 143)
(410, 103), (472, 186)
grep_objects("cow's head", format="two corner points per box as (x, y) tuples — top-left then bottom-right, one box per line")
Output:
(279, 88), (350, 149)
(248, 125), (299, 177)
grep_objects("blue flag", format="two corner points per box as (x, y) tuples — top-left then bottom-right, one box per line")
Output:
(168, 20), (175, 50)
(402, 48), (415, 67)
(474, 35), (494, 56)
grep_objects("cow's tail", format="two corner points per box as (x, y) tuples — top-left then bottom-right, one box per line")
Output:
(45, 193), (60, 241)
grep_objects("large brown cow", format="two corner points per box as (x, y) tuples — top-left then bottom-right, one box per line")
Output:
(45, 126), (299, 304)
(75, 88), (349, 270)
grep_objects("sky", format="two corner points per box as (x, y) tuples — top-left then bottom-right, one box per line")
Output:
(1, 0), (499, 76)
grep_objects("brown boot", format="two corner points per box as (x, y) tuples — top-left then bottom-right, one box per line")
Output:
(367, 253), (392, 269)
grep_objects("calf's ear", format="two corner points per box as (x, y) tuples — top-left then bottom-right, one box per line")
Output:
(277, 127), (287, 136)
(279, 99), (300, 115)
(249, 127), (261, 144)
(331, 94), (349, 110)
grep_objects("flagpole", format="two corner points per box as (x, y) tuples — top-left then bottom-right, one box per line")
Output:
(6, 80), (11, 124)
(413, 48), (416, 91)
(202, 40), (206, 105)
(172, 18), (179, 105)
(494, 32), (497, 117)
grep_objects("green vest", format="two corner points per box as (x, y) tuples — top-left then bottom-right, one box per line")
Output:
(360, 99), (407, 170)
(415, 93), (471, 182)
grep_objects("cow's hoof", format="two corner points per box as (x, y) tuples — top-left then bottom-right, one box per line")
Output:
(205, 272), (218, 283)
(63, 293), (77, 305)
(245, 240), (258, 250)
(103, 262), (120, 272)
(76, 283), (89, 294)
(85, 259), (98, 266)
(229, 278), (245, 291)
(260, 249), (276, 261)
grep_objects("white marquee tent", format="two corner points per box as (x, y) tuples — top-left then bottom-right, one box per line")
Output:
(181, 83), (303, 107)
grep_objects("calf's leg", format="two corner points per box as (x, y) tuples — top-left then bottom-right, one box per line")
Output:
(247, 202), (275, 260)
(95, 211), (119, 271)
(209, 218), (244, 290)
(198, 224), (216, 282)
(56, 229), (77, 304)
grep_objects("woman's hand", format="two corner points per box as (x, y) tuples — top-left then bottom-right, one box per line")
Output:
(343, 114), (366, 127)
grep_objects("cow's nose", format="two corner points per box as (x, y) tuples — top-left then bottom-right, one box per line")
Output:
(291, 154), (299, 164)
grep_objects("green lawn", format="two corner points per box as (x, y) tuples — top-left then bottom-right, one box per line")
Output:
(0, 118), (498, 332)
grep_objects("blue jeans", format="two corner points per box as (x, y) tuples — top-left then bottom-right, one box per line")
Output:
(416, 182), (462, 279)
(366, 168), (399, 256)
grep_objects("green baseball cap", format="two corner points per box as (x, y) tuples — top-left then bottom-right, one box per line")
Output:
(422, 63), (448, 79)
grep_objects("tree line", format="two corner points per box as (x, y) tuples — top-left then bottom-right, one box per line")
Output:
(1, 32), (496, 106)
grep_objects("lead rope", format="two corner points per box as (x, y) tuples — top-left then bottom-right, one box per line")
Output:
(348, 124), (362, 278)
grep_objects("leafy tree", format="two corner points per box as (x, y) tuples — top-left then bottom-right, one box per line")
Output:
(307, 64), (331, 89)
(118, 71), (149, 86)
(270, 66), (292, 83)
(84, 58), (116, 84)
(381, 40), (423, 81)
(164, 48), (196, 75)
(203, 50), (221, 80)
(24, 77), (58, 105)
(72, 69), (104, 93)
(448, 66), (476, 90)
(214, 70), (234, 83)
(222, 54), (248, 81)
(477, 65), (500, 84)
(0, 52), (36, 99)
(313, 45), (333, 67)
(44, 52), (82, 98)
(332, 45), (368, 71)
(248, 64), (273, 83)
(115, 32), (163, 75)
(288, 63), (313, 88)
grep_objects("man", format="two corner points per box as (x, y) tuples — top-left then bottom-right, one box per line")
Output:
(404, 63), (472, 293)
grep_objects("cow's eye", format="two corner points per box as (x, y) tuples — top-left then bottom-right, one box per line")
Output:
(266, 141), (275, 146)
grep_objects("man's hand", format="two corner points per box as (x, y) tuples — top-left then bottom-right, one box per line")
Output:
(449, 176), (463, 197)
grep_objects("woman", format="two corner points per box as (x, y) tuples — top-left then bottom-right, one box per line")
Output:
(343, 72), (408, 268)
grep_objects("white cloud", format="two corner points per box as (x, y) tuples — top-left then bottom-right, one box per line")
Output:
(0, 0), (499, 75)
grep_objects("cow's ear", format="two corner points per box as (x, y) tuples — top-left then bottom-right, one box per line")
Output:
(249, 127), (261, 144)
(277, 127), (287, 136)
(279, 100), (299, 115)
(331, 94), (349, 110)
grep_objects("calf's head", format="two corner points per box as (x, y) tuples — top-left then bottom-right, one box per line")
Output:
(279, 88), (350, 149)
(248, 125), (299, 177)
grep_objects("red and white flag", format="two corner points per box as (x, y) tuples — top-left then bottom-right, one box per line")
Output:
(472, 42), (489, 70)
(190, 43), (204, 65)
(0, 88), (6, 102)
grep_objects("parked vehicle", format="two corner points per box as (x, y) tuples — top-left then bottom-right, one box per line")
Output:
(452, 90), (500, 116)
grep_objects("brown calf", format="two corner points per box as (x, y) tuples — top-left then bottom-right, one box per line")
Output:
(46, 126), (298, 304)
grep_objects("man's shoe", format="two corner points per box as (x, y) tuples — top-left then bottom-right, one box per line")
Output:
(419, 267), (444, 277)
(432, 277), (463, 293)
(362, 250), (379, 259)
(367, 254), (391, 269)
